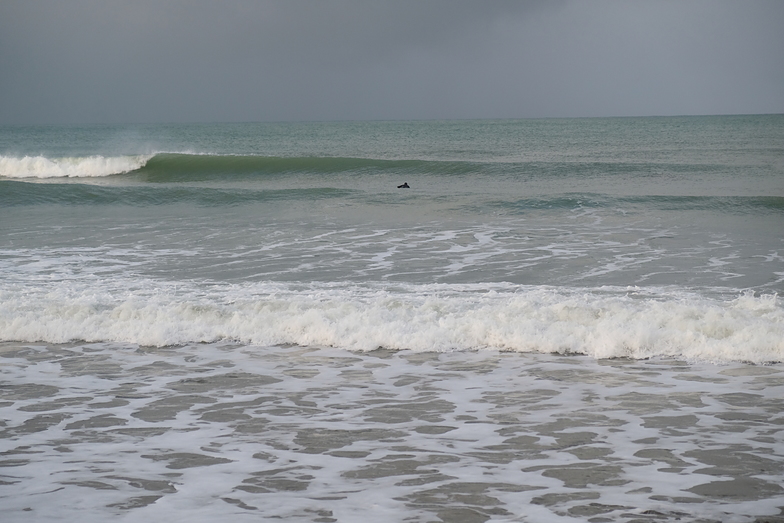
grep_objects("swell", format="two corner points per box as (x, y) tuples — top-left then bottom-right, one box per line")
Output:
(0, 179), (356, 206)
(3, 179), (782, 213)
(492, 194), (784, 214)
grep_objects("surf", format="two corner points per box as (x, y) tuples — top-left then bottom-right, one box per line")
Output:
(0, 154), (152, 178)
(0, 152), (488, 181)
(1, 279), (781, 364)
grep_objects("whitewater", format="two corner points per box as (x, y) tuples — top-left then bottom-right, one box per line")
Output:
(1, 279), (782, 363)
(0, 154), (152, 178)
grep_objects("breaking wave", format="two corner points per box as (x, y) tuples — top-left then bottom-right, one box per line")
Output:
(0, 153), (482, 180)
(1, 280), (781, 364)
(0, 154), (153, 178)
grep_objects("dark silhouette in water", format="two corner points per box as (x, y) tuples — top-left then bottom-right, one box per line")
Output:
(397, 182), (410, 188)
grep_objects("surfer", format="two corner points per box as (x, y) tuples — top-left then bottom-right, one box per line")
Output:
(397, 182), (410, 188)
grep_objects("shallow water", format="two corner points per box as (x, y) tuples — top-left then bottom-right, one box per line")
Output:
(2, 342), (783, 522)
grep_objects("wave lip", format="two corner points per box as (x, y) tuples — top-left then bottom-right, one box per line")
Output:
(0, 154), (152, 178)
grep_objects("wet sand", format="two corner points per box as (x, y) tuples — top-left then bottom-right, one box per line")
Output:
(1, 342), (783, 522)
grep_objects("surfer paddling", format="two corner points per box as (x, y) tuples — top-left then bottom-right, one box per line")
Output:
(397, 182), (410, 188)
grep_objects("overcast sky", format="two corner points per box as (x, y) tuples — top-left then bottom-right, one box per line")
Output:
(1, 0), (782, 124)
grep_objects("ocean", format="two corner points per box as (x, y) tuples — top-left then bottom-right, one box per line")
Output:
(1, 115), (783, 522)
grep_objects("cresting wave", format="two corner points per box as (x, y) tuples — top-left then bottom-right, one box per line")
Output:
(5, 152), (717, 182)
(1, 281), (781, 363)
(0, 154), (152, 178)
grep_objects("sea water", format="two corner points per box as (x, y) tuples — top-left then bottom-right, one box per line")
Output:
(1, 116), (783, 521)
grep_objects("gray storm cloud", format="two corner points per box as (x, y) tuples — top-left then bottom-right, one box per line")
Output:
(1, 0), (782, 124)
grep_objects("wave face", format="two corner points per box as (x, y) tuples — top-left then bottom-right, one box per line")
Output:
(1, 280), (781, 363)
(136, 153), (482, 181)
(0, 154), (151, 178)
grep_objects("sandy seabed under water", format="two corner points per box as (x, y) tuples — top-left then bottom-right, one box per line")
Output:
(1, 342), (783, 523)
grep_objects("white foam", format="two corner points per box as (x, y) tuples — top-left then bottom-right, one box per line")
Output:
(0, 279), (781, 363)
(2, 343), (783, 522)
(0, 154), (151, 178)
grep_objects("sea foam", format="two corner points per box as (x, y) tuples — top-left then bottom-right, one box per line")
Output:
(0, 154), (151, 178)
(1, 280), (781, 363)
